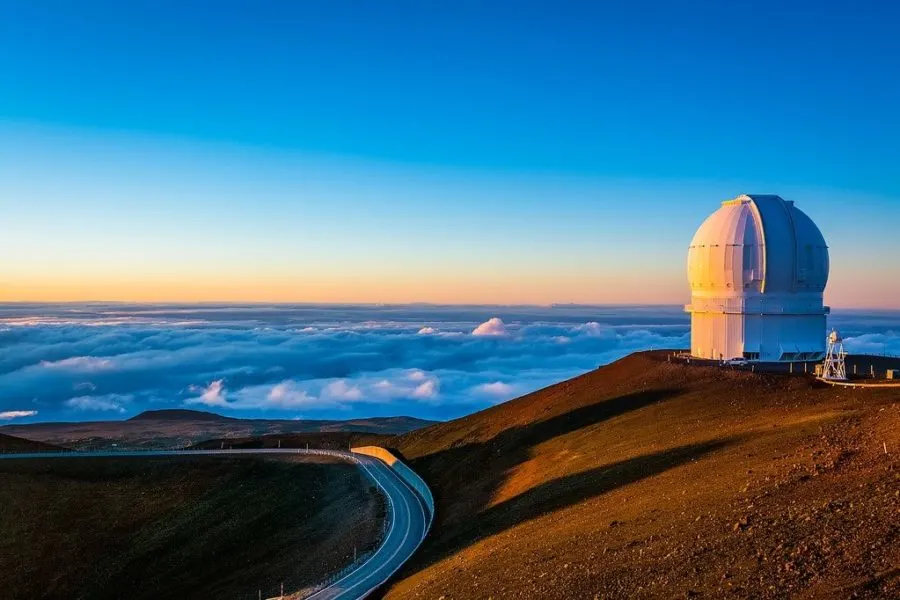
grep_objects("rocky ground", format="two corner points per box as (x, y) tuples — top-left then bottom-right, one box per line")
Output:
(380, 352), (899, 599)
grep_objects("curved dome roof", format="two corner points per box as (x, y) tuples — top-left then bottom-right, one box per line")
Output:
(687, 195), (829, 296)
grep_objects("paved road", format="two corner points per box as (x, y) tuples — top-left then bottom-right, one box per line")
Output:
(307, 452), (428, 600)
(0, 448), (430, 600)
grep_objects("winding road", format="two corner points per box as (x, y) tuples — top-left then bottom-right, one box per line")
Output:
(0, 448), (431, 600)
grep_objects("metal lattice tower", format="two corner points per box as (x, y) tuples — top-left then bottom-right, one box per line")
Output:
(822, 329), (847, 381)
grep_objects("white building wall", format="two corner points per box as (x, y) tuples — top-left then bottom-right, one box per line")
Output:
(690, 312), (745, 360)
(692, 312), (827, 362)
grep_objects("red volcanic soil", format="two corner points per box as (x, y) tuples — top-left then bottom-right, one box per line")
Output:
(0, 455), (384, 600)
(380, 352), (899, 599)
(0, 433), (66, 453)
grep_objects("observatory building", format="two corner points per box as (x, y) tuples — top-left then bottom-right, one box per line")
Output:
(686, 194), (830, 362)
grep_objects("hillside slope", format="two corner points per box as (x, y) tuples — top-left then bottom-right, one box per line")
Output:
(0, 455), (383, 600)
(0, 433), (66, 453)
(384, 352), (899, 599)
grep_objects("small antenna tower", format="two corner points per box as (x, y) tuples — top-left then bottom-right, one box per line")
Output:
(822, 329), (847, 381)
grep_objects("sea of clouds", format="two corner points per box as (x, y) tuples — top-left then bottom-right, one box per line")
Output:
(0, 304), (897, 423)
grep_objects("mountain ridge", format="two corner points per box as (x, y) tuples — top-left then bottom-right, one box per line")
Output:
(128, 408), (238, 422)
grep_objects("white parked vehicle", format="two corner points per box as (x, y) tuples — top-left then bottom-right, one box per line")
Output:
(724, 358), (749, 366)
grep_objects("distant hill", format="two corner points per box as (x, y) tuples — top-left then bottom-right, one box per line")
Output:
(190, 431), (394, 451)
(0, 414), (436, 451)
(0, 433), (66, 453)
(382, 351), (900, 599)
(129, 409), (238, 422)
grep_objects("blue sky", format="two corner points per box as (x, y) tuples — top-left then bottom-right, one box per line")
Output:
(1, 1), (899, 306)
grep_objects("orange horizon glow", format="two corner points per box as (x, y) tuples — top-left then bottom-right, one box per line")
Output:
(1, 273), (897, 309)
(0, 274), (685, 306)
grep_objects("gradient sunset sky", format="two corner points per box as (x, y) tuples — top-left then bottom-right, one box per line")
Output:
(2, 1), (898, 308)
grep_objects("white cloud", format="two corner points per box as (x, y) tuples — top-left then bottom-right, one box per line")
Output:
(188, 379), (228, 407)
(407, 369), (428, 381)
(0, 410), (38, 420)
(843, 332), (900, 356)
(417, 326), (437, 335)
(572, 322), (616, 339)
(0, 304), (710, 421)
(339, 370), (444, 403)
(40, 356), (114, 371)
(412, 379), (439, 399)
(187, 380), (341, 411)
(266, 381), (318, 408)
(322, 379), (364, 401)
(472, 317), (508, 336)
(65, 394), (129, 412)
(473, 381), (516, 397)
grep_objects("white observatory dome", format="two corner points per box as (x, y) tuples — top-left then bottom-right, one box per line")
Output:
(688, 195), (829, 296)
(686, 195), (830, 363)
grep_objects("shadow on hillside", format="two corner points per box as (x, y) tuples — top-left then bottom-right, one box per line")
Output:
(380, 388), (693, 575)
(420, 439), (731, 568)
(393, 389), (681, 512)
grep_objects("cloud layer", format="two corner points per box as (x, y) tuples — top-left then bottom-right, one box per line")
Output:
(0, 303), (895, 423)
(472, 317), (508, 336)
(0, 410), (39, 420)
